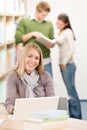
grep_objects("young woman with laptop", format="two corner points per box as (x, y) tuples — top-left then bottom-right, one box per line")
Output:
(5, 43), (55, 114)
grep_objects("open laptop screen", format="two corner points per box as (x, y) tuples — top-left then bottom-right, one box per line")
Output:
(8, 96), (59, 121)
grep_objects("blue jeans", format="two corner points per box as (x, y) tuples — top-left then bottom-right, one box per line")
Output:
(60, 63), (82, 119)
(44, 62), (52, 76)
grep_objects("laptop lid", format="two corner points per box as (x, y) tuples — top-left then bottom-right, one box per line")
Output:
(8, 96), (59, 121)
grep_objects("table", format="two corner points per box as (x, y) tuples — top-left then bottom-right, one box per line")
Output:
(0, 104), (87, 130)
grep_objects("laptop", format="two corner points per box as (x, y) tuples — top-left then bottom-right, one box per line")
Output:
(8, 96), (59, 121)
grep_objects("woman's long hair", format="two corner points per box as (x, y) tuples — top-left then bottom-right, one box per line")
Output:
(57, 13), (76, 40)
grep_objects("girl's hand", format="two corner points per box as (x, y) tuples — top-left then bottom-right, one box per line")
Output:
(60, 64), (66, 71)
(10, 108), (14, 114)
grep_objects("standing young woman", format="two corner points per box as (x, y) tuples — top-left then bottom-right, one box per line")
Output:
(56, 13), (82, 119)
(5, 43), (55, 114)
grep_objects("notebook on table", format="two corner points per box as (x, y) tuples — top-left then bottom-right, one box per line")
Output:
(8, 96), (59, 121)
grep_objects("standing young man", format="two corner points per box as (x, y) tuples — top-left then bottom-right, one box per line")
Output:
(15, 1), (54, 75)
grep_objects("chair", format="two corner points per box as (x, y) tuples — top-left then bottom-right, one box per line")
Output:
(57, 97), (69, 115)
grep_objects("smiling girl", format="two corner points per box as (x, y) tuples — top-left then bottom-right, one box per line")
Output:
(5, 43), (55, 114)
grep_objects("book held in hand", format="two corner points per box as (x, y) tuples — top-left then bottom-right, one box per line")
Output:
(36, 35), (56, 46)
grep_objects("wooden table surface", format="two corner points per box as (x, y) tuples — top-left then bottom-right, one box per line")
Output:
(0, 104), (87, 130)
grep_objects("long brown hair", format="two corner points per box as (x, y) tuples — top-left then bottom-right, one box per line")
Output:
(57, 13), (76, 40)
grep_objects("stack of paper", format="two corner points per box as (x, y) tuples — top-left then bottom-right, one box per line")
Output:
(28, 109), (68, 123)
(24, 109), (69, 130)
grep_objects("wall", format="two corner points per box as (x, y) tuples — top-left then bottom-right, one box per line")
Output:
(26, 0), (87, 99)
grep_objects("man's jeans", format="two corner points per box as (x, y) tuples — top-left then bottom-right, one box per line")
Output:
(60, 63), (82, 119)
(44, 62), (52, 76)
